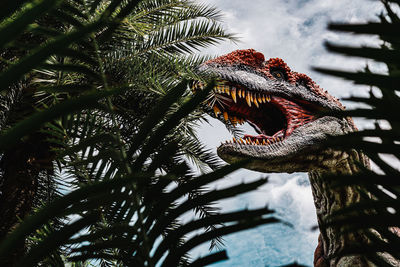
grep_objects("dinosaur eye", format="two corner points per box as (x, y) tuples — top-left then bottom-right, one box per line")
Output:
(271, 70), (285, 81)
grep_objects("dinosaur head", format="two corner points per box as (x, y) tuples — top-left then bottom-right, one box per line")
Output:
(194, 49), (355, 173)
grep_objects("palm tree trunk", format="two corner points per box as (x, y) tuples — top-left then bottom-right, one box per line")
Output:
(0, 145), (40, 265)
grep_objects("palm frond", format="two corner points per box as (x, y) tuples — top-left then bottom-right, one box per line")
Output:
(0, 1), (287, 266)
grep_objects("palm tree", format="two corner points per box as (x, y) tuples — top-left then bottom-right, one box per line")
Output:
(0, 1), (282, 266)
(6, 0), (398, 265)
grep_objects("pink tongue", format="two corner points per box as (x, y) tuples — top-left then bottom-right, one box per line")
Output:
(244, 129), (285, 140)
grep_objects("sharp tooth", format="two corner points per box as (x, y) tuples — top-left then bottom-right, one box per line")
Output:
(230, 116), (237, 126)
(246, 139), (250, 144)
(231, 87), (237, 103)
(266, 95), (271, 102)
(223, 111), (229, 121)
(257, 94), (262, 104)
(238, 89), (242, 98)
(240, 138), (245, 144)
(262, 95), (266, 103)
(262, 139), (267, 145)
(256, 139), (260, 145)
(253, 97), (259, 108)
(213, 105), (221, 117)
(225, 87), (230, 95)
(232, 137), (236, 143)
(267, 139), (271, 144)
(246, 92), (252, 107)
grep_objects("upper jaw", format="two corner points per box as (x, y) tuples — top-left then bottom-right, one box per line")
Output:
(197, 63), (342, 112)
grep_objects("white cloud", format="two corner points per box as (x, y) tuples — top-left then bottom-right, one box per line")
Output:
(199, 0), (384, 98)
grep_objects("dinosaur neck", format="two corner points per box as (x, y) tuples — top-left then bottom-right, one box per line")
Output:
(309, 149), (369, 226)
(308, 150), (371, 266)
(308, 151), (400, 266)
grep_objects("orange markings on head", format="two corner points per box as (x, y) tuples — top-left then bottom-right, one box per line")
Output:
(207, 49), (265, 68)
(267, 58), (290, 70)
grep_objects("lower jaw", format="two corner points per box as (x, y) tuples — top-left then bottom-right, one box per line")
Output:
(239, 121), (309, 146)
(244, 129), (285, 143)
(226, 133), (285, 146)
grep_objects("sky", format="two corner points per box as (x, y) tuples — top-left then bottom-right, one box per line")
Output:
(189, 0), (388, 266)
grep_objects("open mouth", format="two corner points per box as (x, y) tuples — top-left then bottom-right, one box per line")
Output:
(193, 80), (316, 146)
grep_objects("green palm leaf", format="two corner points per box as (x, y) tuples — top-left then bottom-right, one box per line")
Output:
(0, 1), (285, 266)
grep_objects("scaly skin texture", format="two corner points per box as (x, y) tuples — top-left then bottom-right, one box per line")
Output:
(195, 49), (398, 267)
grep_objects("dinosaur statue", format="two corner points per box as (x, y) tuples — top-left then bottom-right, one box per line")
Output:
(193, 49), (398, 267)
